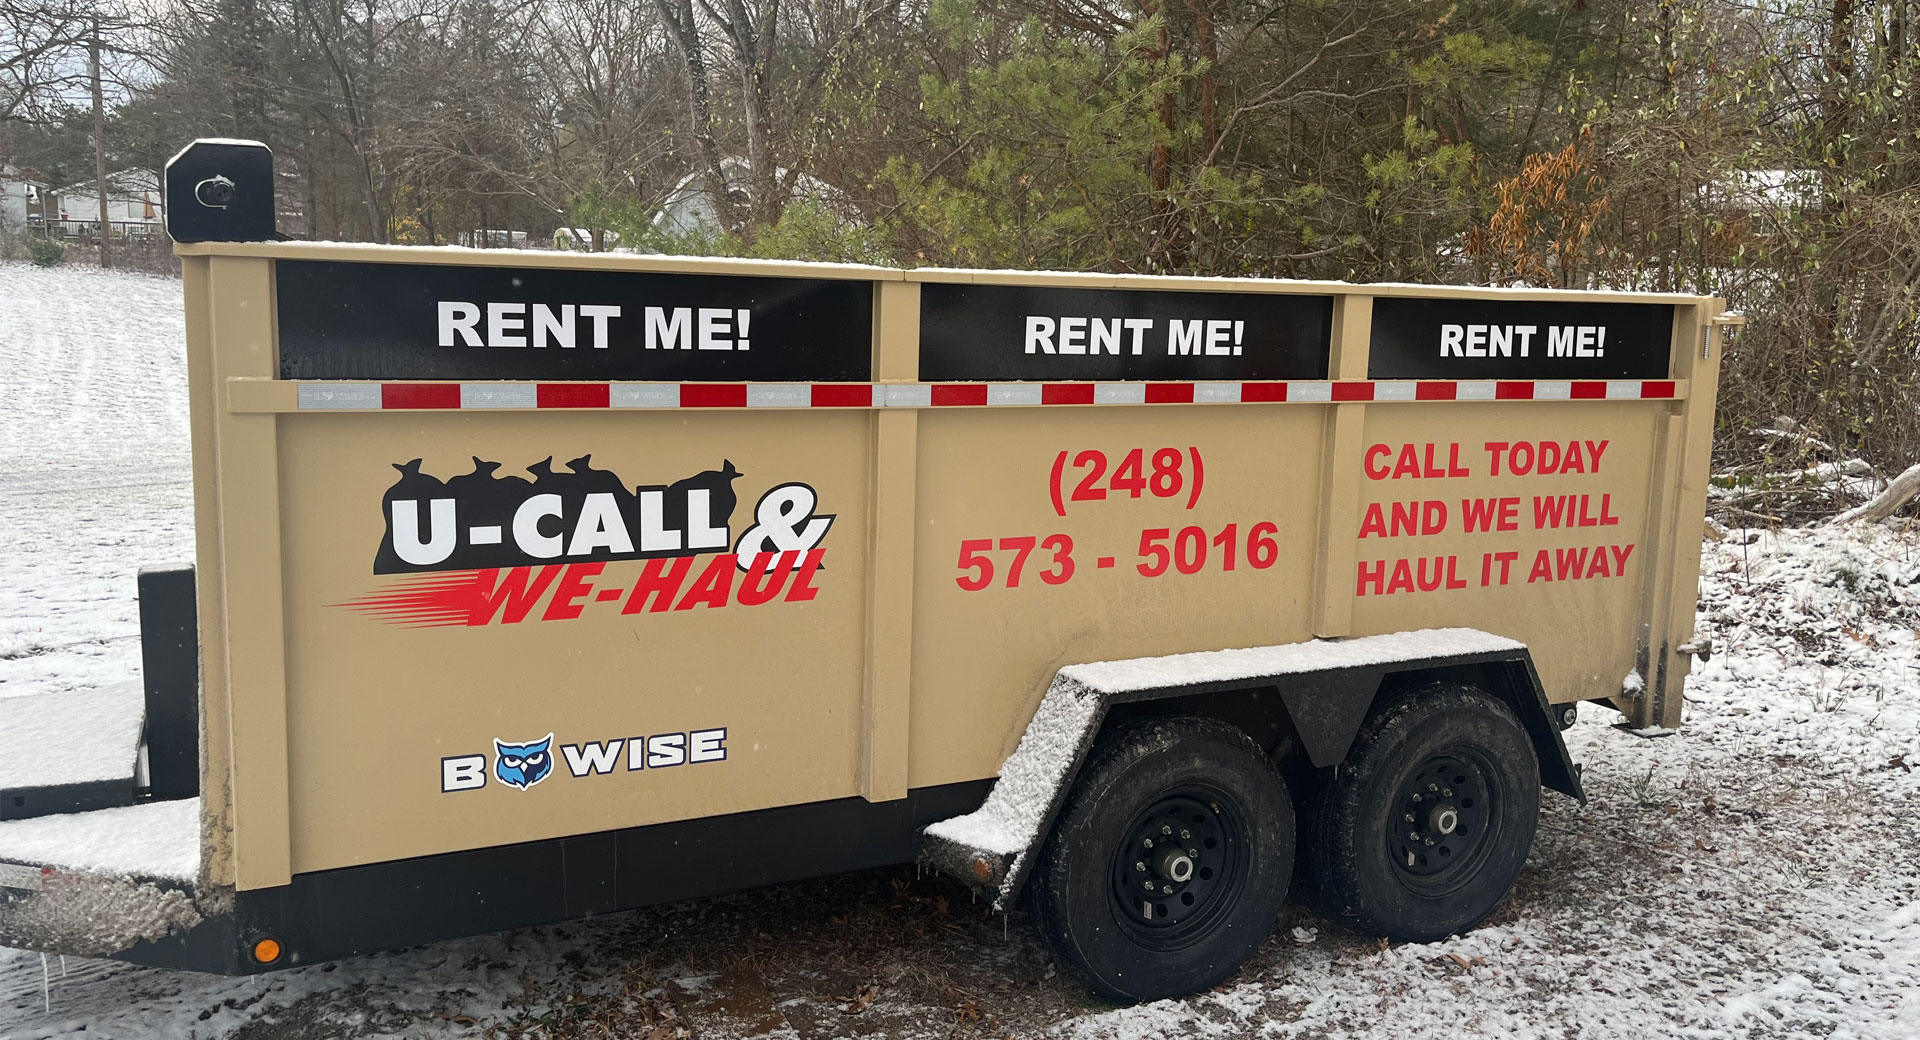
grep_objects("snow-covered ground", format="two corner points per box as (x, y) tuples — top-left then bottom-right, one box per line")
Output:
(2, 262), (1917, 1038)
(0, 263), (193, 702)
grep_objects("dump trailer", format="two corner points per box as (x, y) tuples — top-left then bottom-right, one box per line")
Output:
(0, 140), (1740, 1001)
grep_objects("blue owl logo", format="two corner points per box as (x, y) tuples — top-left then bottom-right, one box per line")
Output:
(493, 733), (555, 790)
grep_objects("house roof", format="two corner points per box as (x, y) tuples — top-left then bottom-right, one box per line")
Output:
(0, 163), (48, 187)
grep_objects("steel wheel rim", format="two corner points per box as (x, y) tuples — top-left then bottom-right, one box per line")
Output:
(1108, 786), (1249, 949)
(1386, 748), (1502, 897)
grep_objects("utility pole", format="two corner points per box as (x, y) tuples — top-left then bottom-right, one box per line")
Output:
(90, 17), (111, 269)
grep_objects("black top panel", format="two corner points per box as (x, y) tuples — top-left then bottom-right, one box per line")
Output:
(276, 260), (874, 381)
(1369, 297), (1674, 380)
(919, 283), (1332, 381)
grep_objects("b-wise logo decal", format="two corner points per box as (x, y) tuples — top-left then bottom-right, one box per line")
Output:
(491, 733), (555, 790)
(440, 728), (728, 792)
(341, 456), (835, 627)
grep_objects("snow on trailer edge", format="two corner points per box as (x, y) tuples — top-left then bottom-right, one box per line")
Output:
(0, 798), (201, 882)
(1058, 627), (1524, 693)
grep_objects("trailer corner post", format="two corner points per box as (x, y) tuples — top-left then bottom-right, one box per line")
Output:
(1626, 302), (1720, 730)
(203, 255), (295, 889)
(1312, 294), (1374, 638)
(181, 253), (237, 888)
(1649, 303), (1726, 729)
(861, 278), (921, 801)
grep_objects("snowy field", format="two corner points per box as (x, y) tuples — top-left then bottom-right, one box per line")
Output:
(1, 262), (1917, 1039)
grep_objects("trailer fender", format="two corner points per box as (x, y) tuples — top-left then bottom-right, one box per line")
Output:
(919, 627), (1581, 909)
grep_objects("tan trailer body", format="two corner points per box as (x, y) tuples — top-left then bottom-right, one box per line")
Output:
(168, 242), (1728, 896)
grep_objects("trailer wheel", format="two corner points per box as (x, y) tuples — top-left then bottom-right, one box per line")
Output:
(1306, 684), (1539, 943)
(1028, 715), (1294, 1003)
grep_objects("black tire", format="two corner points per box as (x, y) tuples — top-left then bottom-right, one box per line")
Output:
(1028, 715), (1295, 1003)
(1306, 684), (1540, 943)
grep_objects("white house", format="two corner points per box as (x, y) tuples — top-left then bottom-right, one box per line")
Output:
(553, 227), (622, 251)
(0, 164), (50, 231)
(653, 158), (863, 238)
(458, 229), (530, 248)
(52, 168), (164, 230)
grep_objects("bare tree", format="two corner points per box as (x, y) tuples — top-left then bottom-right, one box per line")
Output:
(701, 0), (780, 225)
(654, 0), (739, 230)
(1, 0), (96, 123)
(386, 0), (682, 246)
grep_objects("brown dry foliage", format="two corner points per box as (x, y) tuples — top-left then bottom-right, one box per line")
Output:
(1465, 133), (1612, 290)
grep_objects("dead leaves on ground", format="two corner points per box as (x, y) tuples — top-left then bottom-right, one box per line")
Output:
(831, 983), (882, 1015)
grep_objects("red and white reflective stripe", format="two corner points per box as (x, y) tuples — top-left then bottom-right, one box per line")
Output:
(1313, 379), (1677, 403)
(294, 379), (1681, 410)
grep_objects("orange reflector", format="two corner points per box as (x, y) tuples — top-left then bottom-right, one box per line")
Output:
(252, 937), (282, 964)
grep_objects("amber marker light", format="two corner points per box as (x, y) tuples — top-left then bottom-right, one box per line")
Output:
(251, 937), (283, 964)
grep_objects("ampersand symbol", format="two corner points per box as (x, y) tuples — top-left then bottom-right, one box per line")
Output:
(735, 483), (835, 569)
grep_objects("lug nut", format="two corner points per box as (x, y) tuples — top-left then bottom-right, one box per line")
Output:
(1187, 848), (1198, 857)
(1161, 825), (1173, 836)
(1412, 793), (1422, 802)
(1442, 788), (1453, 798)
(1403, 813), (1415, 823)
(1144, 881), (1155, 892)
(1144, 838), (1154, 849)
(1425, 838), (1435, 846)
(1179, 829), (1191, 840)
(1135, 861), (1146, 872)
(1409, 832), (1421, 843)
(1428, 783), (1439, 793)
(1162, 885), (1172, 894)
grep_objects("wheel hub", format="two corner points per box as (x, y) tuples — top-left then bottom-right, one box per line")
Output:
(1153, 847), (1195, 882)
(1389, 752), (1494, 885)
